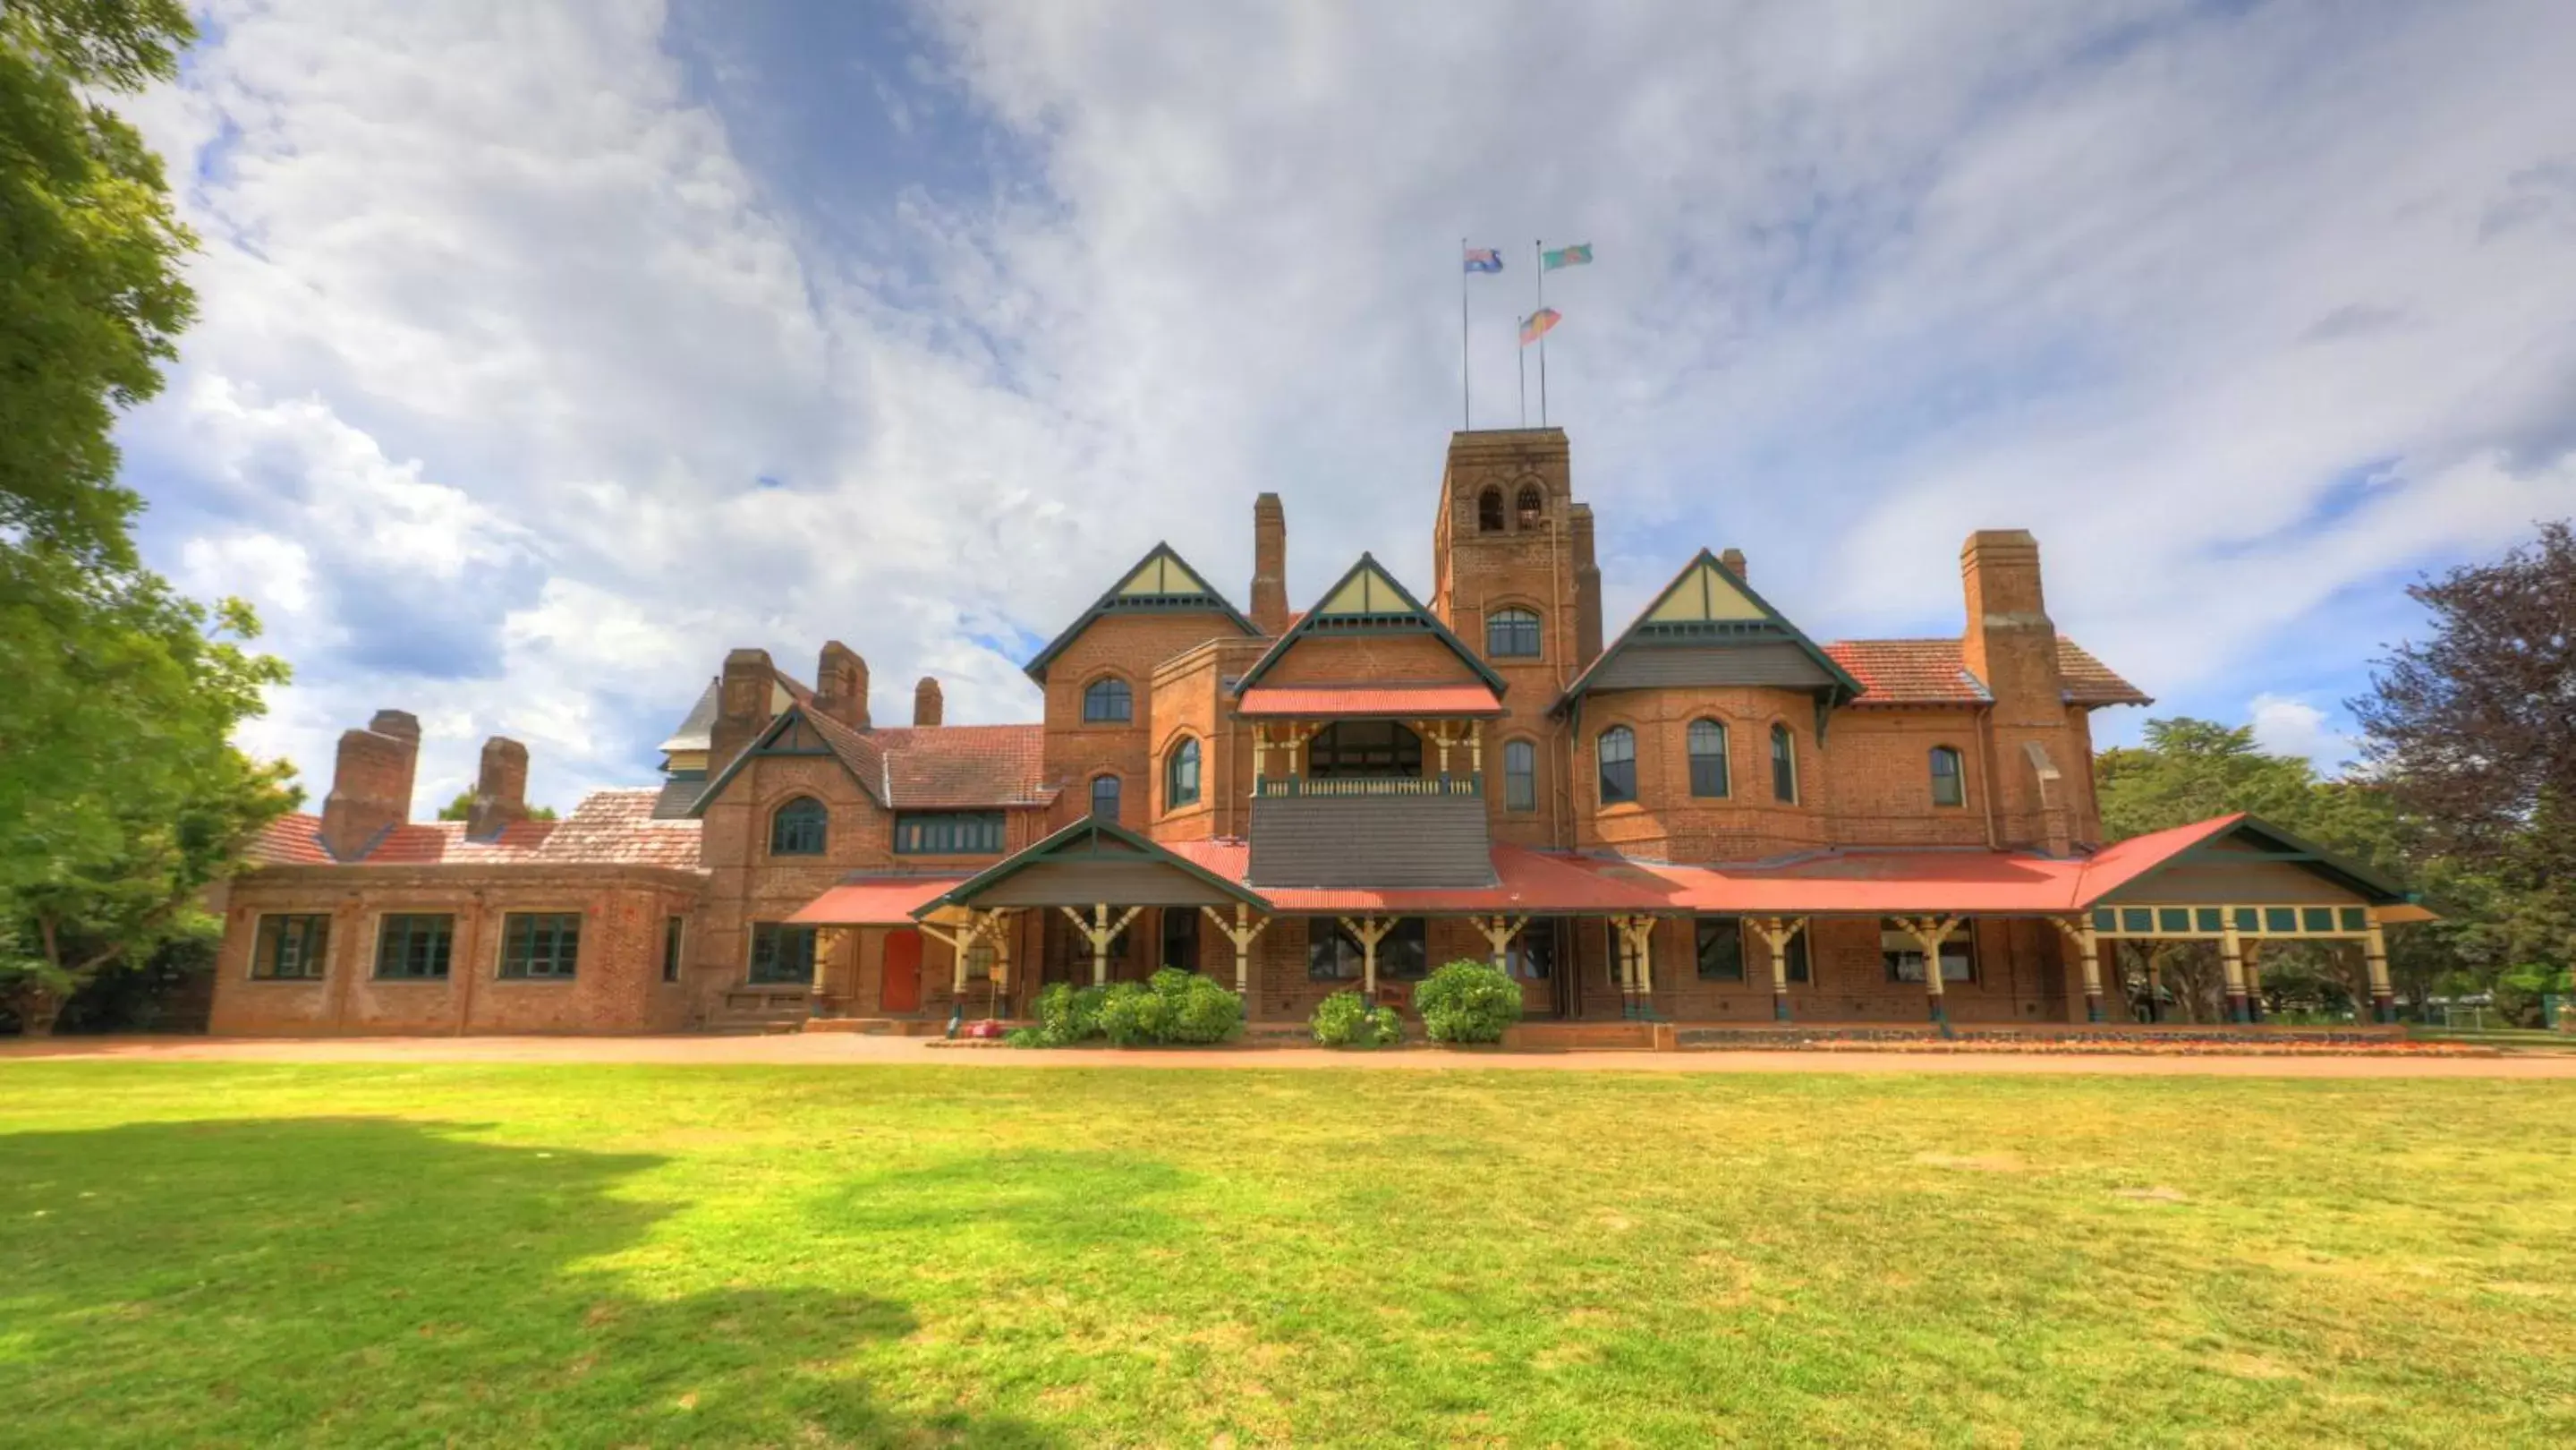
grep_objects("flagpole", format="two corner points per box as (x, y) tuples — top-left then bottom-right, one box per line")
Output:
(1459, 238), (1471, 431)
(1535, 238), (1550, 427)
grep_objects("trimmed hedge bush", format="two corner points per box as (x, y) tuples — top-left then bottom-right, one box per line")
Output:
(1030, 970), (1241, 1047)
(1415, 960), (1524, 1045)
(1311, 990), (1403, 1048)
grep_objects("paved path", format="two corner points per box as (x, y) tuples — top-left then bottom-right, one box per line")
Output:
(7, 1034), (2574, 1078)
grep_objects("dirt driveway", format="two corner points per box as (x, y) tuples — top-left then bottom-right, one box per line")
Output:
(7, 1033), (2574, 1078)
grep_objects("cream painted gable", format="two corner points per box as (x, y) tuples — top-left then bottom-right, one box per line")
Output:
(1645, 559), (1767, 624)
(1118, 552), (1215, 597)
(1316, 561), (1410, 617)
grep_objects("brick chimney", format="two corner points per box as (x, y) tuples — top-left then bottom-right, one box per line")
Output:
(318, 709), (421, 860)
(1960, 530), (2062, 719)
(1250, 492), (1288, 635)
(813, 641), (870, 731)
(913, 676), (944, 727)
(464, 736), (530, 841)
(1570, 503), (1604, 669)
(1720, 547), (1747, 583)
(709, 648), (776, 767)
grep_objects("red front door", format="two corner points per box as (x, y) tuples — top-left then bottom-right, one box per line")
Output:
(881, 929), (922, 1014)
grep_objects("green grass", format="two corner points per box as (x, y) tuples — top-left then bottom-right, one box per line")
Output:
(3, 1066), (2572, 1446)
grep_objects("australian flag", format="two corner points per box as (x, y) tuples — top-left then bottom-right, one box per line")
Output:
(1462, 246), (1505, 274)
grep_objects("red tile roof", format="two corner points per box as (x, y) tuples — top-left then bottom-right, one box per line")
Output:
(1823, 637), (2148, 707)
(243, 789), (703, 870)
(797, 713), (1054, 810)
(1235, 683), (1504, 719)
(786, 874), (972, 925)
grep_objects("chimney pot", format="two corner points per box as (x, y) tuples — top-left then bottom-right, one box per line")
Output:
(913, 676), (945, 728)
(318, 708), (422, 860)
(465, 737), (531, 840)
(1719, 548), (1747, 583)
(814, 641), (870, 731)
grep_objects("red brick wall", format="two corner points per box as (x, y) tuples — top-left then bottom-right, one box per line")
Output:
(1040, 611), (1251, 836)
(1570, 687), (1830, 861)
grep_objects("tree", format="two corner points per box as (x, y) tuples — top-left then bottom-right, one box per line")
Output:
(2, 0), (199, 568)
(435, 792), (557, 823)
(1, 550), (298, 1034)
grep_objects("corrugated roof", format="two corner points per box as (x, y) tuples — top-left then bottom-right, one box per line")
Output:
(1822, 637), (2149, 707)
(1235, 683), (1503, 718)
(787, 874), (971, 925)
(1169, 840), (1673, 914)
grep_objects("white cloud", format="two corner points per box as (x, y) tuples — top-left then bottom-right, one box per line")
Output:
(108, 0), (2576, 815)
(2247, 694), (2353, 773)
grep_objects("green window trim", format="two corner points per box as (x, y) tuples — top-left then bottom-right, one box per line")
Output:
(1928, 746), (1965, 807)
(749, 922), (818, 985)
(893, 811), (1007, 855)
(1165, 738), (1202, 809)
(251, 914), (331, 980)
(374, 914), (455, 980)
(769, 796), (828, 856)
(1082, 676), (1134, 723)
(1485, 606), (1543, 659)
(498, 913), (581, 980)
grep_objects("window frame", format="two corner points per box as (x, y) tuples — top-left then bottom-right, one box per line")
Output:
(1164, 737), (1202, 809)
(769, 795), (828, 857)
(1081, 675), (1134, 724)
(1515, 484), (1544, 530)
(1770, 722), (1798, 804)
(497, 911), (582, 981)
(1597, 725), (1637, 806)
(1306, 720), (1423, 779)
(1502, 738), (1538, 813)
(1090, 773), (1122, 821)
(661, 915), (685, 984)
(250, 912), (331, 981)
(892, 811), (1007, 856)
(1882, 920), (1975, 984)
(1695, 916), (1746, 982)
(1484, 606), (1543, 660)
(1929, 745), (1966, 808)
(1688, 718), (1731, 798)
(748, 921), (819, 985)
(372, 912), (455, 981)
(1160, 907), (1200, 973)
(1305, 917), (1425, 981)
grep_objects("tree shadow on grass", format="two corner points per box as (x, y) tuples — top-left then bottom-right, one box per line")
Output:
(0, 1117), (1062, 1447)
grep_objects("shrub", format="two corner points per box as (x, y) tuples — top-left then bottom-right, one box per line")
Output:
(1033, 981), (1111, 1045)
(1158, 968), (1245, 1045)
(1311, 990), (1403, 1048)
(1414, 960), (1524, 1045)
(1095, 981), (1166, 1046)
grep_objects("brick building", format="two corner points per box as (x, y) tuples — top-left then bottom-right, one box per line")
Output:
(209, 430), (2420, 1036)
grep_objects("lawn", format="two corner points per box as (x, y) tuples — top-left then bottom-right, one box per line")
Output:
(3, 1065), (2572, 1446)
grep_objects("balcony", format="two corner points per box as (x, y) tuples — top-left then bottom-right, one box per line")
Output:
(1254, 773), (1481, 799)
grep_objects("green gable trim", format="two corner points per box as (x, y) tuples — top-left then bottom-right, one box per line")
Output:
(1233, 552), (1509, 695)
(685, 705), (876, 816)
(1023, 542), (1259, 686)
(920, 815), (1269, 914)
(1552, 549), (1863, 723)
(2107, 815), (2412, 906)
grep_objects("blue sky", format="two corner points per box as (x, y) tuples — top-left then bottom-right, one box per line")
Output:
(115, 0), (2576, 813)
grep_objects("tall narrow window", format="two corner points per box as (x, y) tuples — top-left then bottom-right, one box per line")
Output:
(499, 913), (581, 980)
(661, 916), (684, 983)
(1091, 774), (1122, 821)
(1929, 746), (1965, 807)
(1476, 487), (1505, 533)
(375, 914), (455, 980)
(1082, 676), (1133, 723)
(1503, 739), (1537, 812)
(251, 914), (330, 980)
(1770, 723), (1798, 804)
(1485, 606), (1543, 659)
(1597, 726), (1637, 806)
(769, 796), (827, 856)
(1160, 908), (1200, 972)
(1165, 737), (1201, 808)
(1516, 484), (1544, 530)
(1688, 719), (1730, 798)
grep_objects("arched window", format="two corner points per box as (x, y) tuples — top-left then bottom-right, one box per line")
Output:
(769, 796), (827, 856)
(1308, 721), (1422, 778)
(1090, 774), (1122, 821)
(1688, 719), (1730, 798)
(1476, 487), (1505, 533)
(1504, 738), (1537, 813)
(1485, 606), (1543, 659)
(1770, 723), (1798, 804)
(1929, 746), (1965, 807)
(1165, 738), (1201, 808)
(1516, 484), (1544, 530)
(1082, 676), (1133, 723)
(1597, 726), (1637, 805)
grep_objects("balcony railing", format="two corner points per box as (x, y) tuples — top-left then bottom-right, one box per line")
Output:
(1254, 774), (1483, 799)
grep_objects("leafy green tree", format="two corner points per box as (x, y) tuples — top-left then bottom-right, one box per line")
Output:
(1, 550), (298, 1034)
(434, 792), (556, 823)
(2, 0), (198, 567)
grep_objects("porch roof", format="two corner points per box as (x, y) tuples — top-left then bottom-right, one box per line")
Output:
(1234, 683), (1505, 719)
(786, 874), (970, 925)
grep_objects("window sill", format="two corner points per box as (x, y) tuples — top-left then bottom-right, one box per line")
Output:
(368, 977), (455, 986)
(1595, 801), (1646, 818)
(492, 977), (580, 985)
(242, 977), (327, 986)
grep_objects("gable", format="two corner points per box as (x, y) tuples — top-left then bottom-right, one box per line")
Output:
(1555, 550), (1861, 721)
(926, 815), (1266, 911)
(1236, 553), (1508, 695)
(685, 705), (884, 815)
(1024, 542), (1257, 684)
